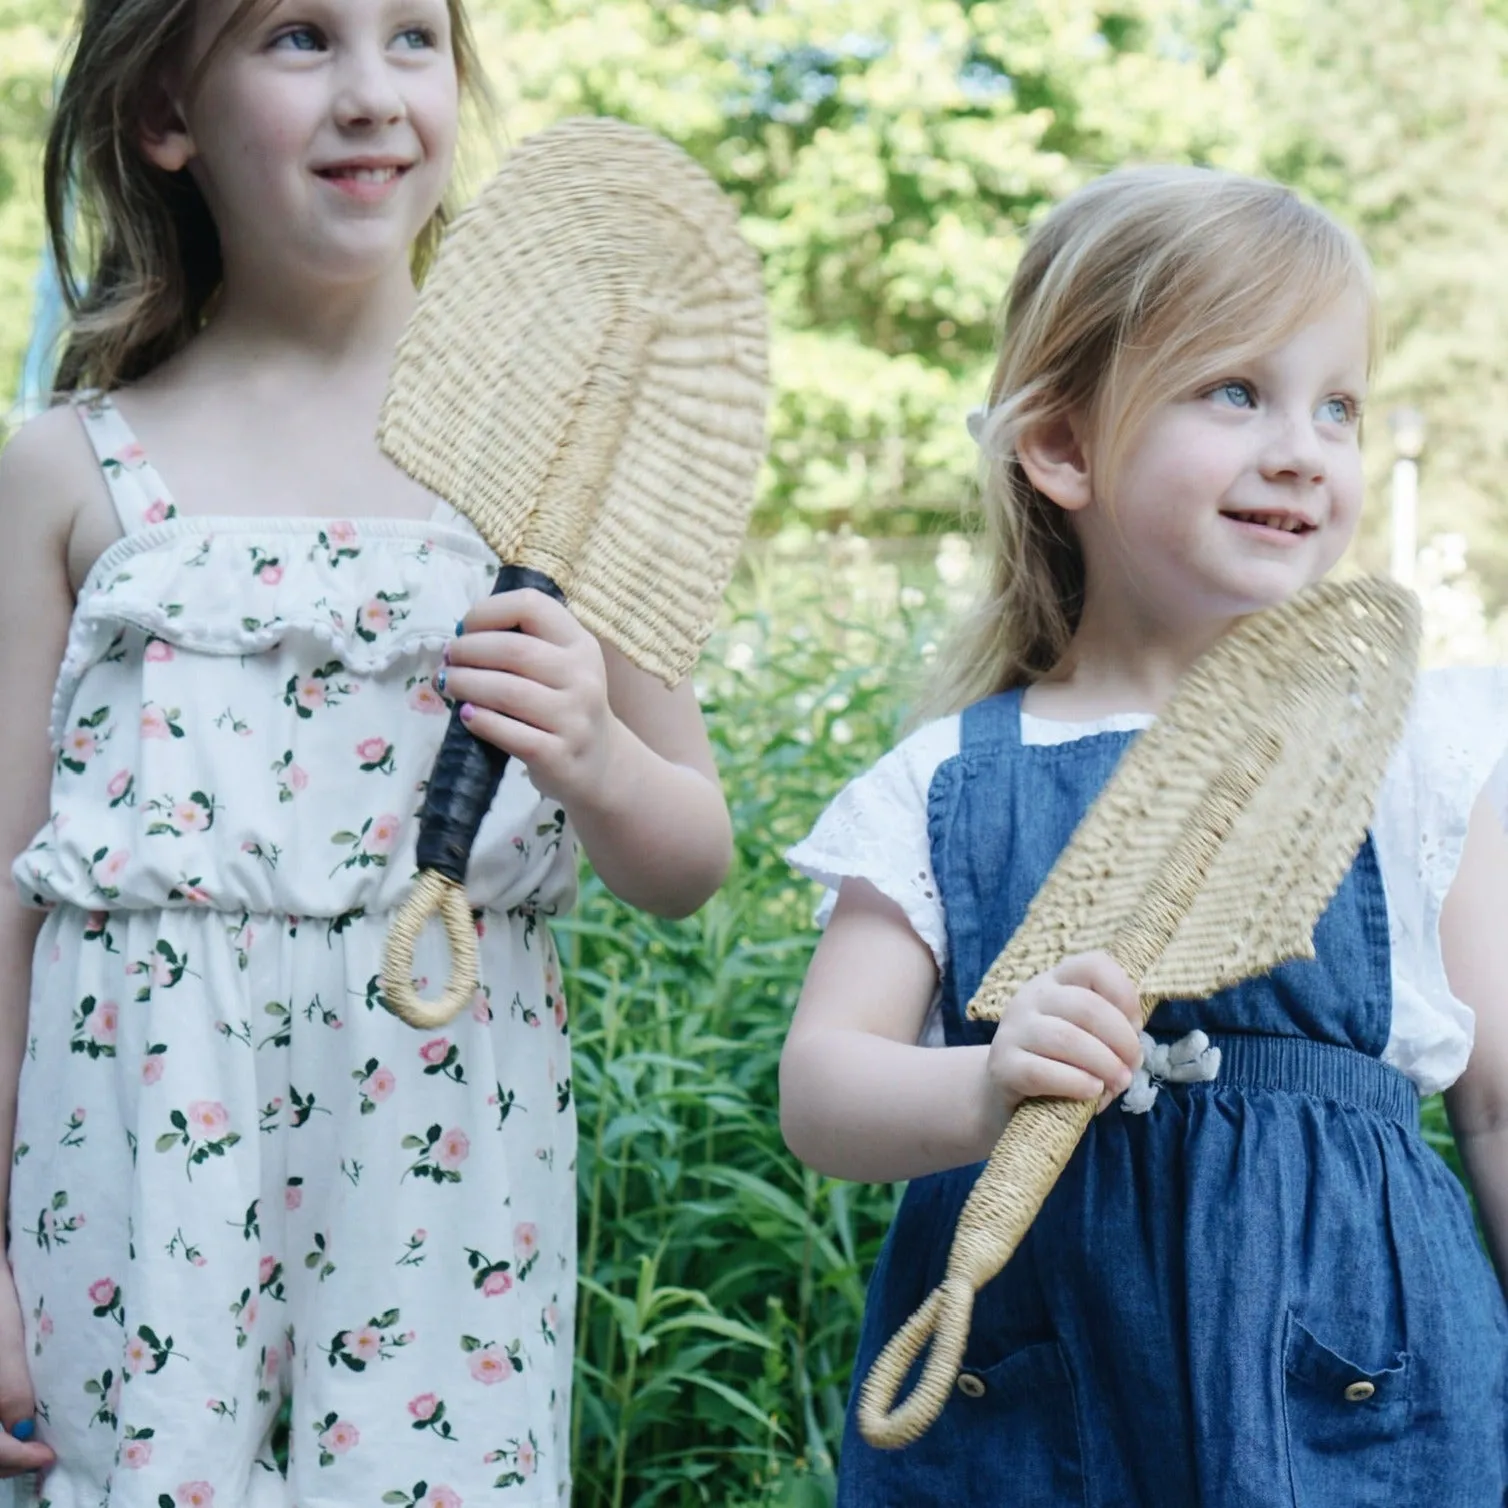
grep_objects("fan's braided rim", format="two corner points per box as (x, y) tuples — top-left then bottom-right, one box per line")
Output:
(379, 116), (769, 689)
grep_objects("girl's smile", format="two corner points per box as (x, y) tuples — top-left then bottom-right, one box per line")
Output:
(314, 155), (417, 204)
(1218, 506), (1318, 540)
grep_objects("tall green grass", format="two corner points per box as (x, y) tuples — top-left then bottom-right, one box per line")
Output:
(563, 536), (937, 1507)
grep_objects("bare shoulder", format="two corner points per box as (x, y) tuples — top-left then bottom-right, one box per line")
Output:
(0, 402), (88, 609)
(1, 402), (116, 592)
(0, 402), (101, 541)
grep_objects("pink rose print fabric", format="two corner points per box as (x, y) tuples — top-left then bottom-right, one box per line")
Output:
(9, 397), (577, 1505)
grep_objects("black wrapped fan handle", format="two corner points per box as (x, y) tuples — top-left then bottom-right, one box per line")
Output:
(416, 564), (567, 884)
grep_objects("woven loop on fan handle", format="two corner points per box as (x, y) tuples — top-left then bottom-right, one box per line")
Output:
(381, 872), (481, 1029)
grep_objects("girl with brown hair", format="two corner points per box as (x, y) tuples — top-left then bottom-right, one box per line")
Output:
(0, 0), (734, 1499)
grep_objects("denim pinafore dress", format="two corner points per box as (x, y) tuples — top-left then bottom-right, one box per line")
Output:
(838, 689), (1508, 1507)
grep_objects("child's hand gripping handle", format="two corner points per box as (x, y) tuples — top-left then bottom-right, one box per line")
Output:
(381, 564), (566, 1030)
(857, 733), (1280, 1449)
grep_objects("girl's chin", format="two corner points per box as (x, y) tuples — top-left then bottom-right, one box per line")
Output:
(281, 206), (442, 277)
(296, 235), (431, 288)
(1211, 539), (1347, 605)
(1211, 570), (1333, 620)
(1145, 560), (1338, 632)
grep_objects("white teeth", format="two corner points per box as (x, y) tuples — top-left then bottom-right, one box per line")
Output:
(328, 167), (401, 183)
(1229, 510), (1309, 533)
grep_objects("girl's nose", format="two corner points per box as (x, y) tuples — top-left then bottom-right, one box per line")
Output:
(332, 49), (406, 128)
(1260, 412), (1327, 486)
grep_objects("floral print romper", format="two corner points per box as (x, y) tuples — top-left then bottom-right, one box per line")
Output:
(9, 396), (577, 1508)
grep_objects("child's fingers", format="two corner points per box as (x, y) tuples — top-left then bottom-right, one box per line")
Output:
(460, 589), (586, 648)
(991, 1044), (1109, 1104)
(0, 1433), (55, 1477)
(452, 701), (549, 767)
(446, 625), (570, 690)
(1015, 1012), (1136, 1095)
(1054, 951), (1141, 1023)
(1032, 984), (1143, 1072)
(440, 667), (560, 733)
(0, 1270), (51, 1476)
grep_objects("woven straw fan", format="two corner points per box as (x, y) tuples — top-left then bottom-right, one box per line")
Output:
(858, 576), (1420, 1450)
(379, 118), (768, 1030)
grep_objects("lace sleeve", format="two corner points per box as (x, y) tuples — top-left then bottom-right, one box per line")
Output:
(1373, 665), (1508, 1094)
(786, 717), (960, 969)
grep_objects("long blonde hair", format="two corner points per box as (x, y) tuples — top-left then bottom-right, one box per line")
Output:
(921, 166), (1375, 718)
(45, 0), (488, 395)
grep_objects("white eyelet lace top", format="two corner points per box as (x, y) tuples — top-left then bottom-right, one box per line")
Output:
(787, 667), (1508, 1095)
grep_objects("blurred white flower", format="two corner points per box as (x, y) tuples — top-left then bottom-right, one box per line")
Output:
(1416, 532), (1502, 667)
(935, 533), (975, 587)
(900, 586), (927, 610)
(830, 719), (854, 745)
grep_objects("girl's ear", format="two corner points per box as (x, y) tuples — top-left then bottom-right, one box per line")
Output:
(1015, 413), (1093, 513)
(139, 84), (196, 173)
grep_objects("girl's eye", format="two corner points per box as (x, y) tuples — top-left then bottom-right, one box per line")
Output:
(1209, 380), (1257, 410)
(1319, 396), (1358, 425)
(393, 24), (439, 49)
(271, 25), (324, 52)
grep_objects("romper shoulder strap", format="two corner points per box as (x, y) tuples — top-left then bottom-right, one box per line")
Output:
(958, 686), (1025, 754)
(71, 392), (179, 534)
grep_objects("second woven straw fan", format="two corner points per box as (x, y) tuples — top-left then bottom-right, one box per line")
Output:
(379, 119), (768, 1029)
(858, 576), (1421, 1449)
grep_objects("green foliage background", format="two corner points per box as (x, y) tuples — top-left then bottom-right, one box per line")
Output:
(8, 0), (1508, 589)
(0, 2), (1496, 1502)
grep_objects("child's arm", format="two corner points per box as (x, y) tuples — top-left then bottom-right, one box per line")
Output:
(443, 590), (731, 917)
(780, 878), (1142, 1183)
(0, 409), (88, 1473)
(1440, 788), (1508, 1291)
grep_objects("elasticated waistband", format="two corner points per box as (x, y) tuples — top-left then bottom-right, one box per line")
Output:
(1154, 1032), (1420, 1129)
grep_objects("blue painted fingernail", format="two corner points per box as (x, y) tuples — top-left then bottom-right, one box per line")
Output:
(454, 619), (466, 637)
(435, 668), (448, 695)
(11, 1418), (35, 1441)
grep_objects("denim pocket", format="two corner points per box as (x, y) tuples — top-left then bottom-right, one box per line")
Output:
(947, 1338), (1089, 1506)
(840, 1336), (1089, 1508)
(1283, 1310), (1412, 1506)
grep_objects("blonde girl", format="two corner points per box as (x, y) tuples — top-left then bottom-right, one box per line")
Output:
(0, 0), (732, 1500)
(783, 168), (1508, 1504)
